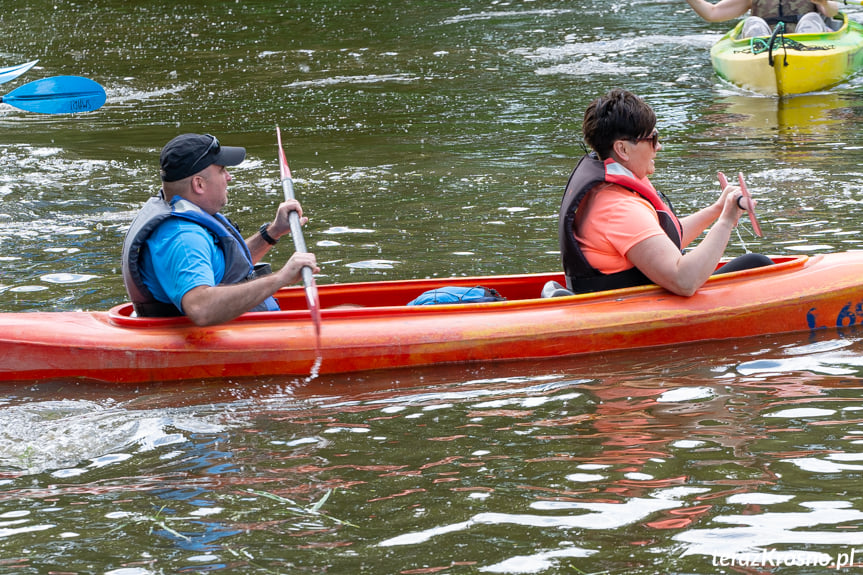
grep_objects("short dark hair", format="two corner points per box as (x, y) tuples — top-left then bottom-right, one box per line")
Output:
(582, 89), (656, 160)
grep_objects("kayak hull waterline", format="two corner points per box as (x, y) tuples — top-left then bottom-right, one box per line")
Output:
(710, 13), (863, 96)
(3, 252), (863, 384)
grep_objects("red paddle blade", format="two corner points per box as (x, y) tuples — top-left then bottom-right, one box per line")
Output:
(718, 171), (763, 238)
(737, 172), (763, 237)
(276, 126), (292, 180)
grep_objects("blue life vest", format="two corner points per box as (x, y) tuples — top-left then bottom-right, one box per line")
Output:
(121, 194), (277, 317)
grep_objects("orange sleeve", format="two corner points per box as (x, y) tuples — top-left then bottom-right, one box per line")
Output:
(573, 183), (667, 274)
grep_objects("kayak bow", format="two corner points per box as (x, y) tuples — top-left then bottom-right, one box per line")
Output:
(710, 13), (863, 96)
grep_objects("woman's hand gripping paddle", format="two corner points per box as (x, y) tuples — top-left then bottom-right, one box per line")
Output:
(276, 127), (322, 344)
(718, 171), (763, 237)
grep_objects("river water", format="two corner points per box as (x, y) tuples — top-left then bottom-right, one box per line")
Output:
(3, 0), (863, 573)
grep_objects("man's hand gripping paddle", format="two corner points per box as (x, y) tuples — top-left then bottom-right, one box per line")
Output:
(718, 171), (763, 237)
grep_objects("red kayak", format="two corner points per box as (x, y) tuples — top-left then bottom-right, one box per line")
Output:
(2, 252), (863, 384)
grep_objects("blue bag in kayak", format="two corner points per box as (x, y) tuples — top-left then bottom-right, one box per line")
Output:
(407, 286), (506, 306)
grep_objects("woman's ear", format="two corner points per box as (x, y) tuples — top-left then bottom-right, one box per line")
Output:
(611, 139), (630, 162)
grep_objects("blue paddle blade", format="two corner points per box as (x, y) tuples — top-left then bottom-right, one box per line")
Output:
(0, 75), (106, 114)
(0, 60), (38, 85)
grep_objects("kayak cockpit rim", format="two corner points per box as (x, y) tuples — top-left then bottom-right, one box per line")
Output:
(106, 255), (809, 328)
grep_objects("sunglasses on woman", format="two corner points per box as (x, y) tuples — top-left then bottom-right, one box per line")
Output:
(630, 129), (660, 150)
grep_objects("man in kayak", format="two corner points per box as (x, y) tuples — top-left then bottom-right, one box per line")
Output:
(121, 133), (319, 326)
(684, 0), (840, 36)
(558, 89), (772, 296)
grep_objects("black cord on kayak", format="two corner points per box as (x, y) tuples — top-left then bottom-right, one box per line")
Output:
(767, 22), (788, 68)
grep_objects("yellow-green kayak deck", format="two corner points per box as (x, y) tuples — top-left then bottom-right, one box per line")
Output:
(710, 13), (863, 96)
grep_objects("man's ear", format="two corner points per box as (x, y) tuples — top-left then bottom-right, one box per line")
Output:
(190, 174), (206, 195)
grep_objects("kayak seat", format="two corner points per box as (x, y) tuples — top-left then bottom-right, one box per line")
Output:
(541, 280), (574, 298)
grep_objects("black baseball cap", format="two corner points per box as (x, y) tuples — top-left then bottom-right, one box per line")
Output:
(159, 133), (246, 182)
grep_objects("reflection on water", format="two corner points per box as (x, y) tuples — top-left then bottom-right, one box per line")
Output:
(709, 91), (854, 137)
(1, 333), (863, 572)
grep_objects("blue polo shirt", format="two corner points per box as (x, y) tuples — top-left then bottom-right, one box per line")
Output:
(139, 218), (226, 314)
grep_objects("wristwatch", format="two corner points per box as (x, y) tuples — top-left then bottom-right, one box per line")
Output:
(259, 223), (278, 245)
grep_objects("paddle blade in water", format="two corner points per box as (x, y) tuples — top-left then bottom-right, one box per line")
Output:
(0, 76), (106, 114)
(0, 60), (38, 85)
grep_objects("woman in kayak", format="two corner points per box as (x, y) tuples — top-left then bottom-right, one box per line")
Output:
(558, 89), (772, 296)
(684, 0), (840, 36)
